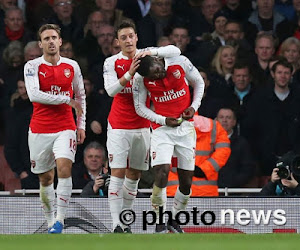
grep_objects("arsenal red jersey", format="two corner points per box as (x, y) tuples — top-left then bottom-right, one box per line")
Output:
(24, 56), (86, 133)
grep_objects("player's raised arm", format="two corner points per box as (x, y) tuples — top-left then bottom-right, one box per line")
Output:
(137, 45), (181, 58)
(24, 61), (71, 105)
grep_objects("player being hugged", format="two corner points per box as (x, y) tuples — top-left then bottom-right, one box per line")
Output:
(133, 55), (204, 233)
(24, 24), (86, 234)
(103, 19), (181, 233)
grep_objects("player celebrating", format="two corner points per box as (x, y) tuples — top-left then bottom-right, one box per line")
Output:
(103, 20), (181, 233)
(24, 24), (86, 234)
(133, 55), (204, 233)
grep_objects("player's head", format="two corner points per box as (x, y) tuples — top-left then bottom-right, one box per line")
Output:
(37, 24), (62, 56)
(137, 55), (166, 80)
(115, 20), (138, 55)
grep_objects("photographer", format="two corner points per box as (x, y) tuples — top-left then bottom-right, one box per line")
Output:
(72, 141), (110, 197)
(260, 152), (300, 196)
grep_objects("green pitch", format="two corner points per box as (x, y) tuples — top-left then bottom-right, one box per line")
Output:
(0, 234), (299, 250)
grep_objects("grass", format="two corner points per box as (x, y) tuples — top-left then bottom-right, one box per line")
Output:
(0, 234), (300, 250)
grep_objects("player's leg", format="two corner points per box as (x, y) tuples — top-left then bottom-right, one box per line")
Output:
(49, 130), (76, 233)
(168, 121), (196, 233)
(38, 169), (55, 230)
(109, 168), (126, 233)
(107, 129), (130, 233)
(28, 131), (56, 231)
(150, 127), (174, 233)
(121, 129), (150, 233)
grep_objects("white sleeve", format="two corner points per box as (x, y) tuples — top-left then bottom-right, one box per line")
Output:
(149, 45), (181, 58)
(103, 57), (124, 97)
(24, 61), (71, 105)
(133, 74), (166, 126)
(73, 62), (86, 130)
(182, 57), (204, 111)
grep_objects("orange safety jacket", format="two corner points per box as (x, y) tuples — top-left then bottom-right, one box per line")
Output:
(167, 115), (231, 196)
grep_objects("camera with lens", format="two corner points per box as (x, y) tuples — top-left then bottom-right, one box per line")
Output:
(99, 173), (110, 187)
(276, 152), (300, 179)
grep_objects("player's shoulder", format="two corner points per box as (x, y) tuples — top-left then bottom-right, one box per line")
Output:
(60, 56), (79, 68)
(104, 52), (123, 65)
(24, 56), (43, 68)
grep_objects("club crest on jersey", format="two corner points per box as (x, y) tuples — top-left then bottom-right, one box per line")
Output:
(64, 68), (71, 78)
(172, 69), (181, 79)
(109, 154), (113, 162)
(152, 152), (156, 160)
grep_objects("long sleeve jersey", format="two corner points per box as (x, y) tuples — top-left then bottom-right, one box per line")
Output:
(24, 56), (86, 133)
(103, 45), (181, 129)
(133, 55), (204, 129)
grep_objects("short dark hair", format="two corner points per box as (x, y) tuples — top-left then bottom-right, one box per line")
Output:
(137, 55), (155, 77)
(116, 19), (136, 37)
(217, 106), (237, 120)
(37, 24), (61, 41)
(271, 59), (293, 73)
(83, 141), (106, 160)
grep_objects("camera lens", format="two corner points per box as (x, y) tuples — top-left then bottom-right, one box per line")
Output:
(277, 167), (290, 179)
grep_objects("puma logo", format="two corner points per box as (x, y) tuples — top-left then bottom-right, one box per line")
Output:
(148, 81), (156, 86)
(39, 71), (46, 77)
(59, 197), (68, 203)
(117, 64), (125, 71)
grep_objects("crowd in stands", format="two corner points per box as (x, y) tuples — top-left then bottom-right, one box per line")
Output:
(1, 0), (300, 196)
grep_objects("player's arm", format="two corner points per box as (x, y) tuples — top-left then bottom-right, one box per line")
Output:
(138, 45), (181, 58)
(133, 74), (166, 125)
(24, 61), (71, 105)
(103, 56), (136, 97)
(181, 56), (205, 119)
(72, 62), (86, 144)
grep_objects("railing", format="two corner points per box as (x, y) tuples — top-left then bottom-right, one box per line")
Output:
(0, 188), (262, 196)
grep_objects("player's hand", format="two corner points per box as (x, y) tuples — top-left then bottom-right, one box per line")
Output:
(19, 171), (28, 179)
(134, 51), (151, 59)
(182, 107), (195, 120)
(166, 117), (181, 127)
(128, 56), (140, 76)
(69, 99), (83, 117)
(90, 121), (102, 134)
(77, 129), (85, 145)
(281, 173), (299, 189)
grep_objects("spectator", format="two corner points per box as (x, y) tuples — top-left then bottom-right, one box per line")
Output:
(95, 0), (128, 28)
(117, 0), (151, 24)
(222, 0), (252, 22)
(59, 40), (74, 58)
(0, 7), (34, 59)
(46, 0), (84, 46)
(157, 36), (171, 46)
(208, 45), (236, 99)
(246, 0), (291, 45)
(4, 77), (39, 189)
(137, 0), (185, 47)
(0, 0), (17, 30)
(216, 107), (256, 188)
(24, 41), (42, 62)
(72, 141), (109, 196)
(244, 59), (300, 179)
(251, 32), (275, 88)
(75, 10), (106, 59)
(279, 37), (300, 73)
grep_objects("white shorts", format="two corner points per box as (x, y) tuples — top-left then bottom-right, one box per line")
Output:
(151, 121), (196, 171)
(28, 129), (77, 174)
(107, 128), (150, 171)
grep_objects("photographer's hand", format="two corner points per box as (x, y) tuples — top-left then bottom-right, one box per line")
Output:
(281, 173), (299, 189)
(93, 175), (105, 193)
(271, 168), (280, 183)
